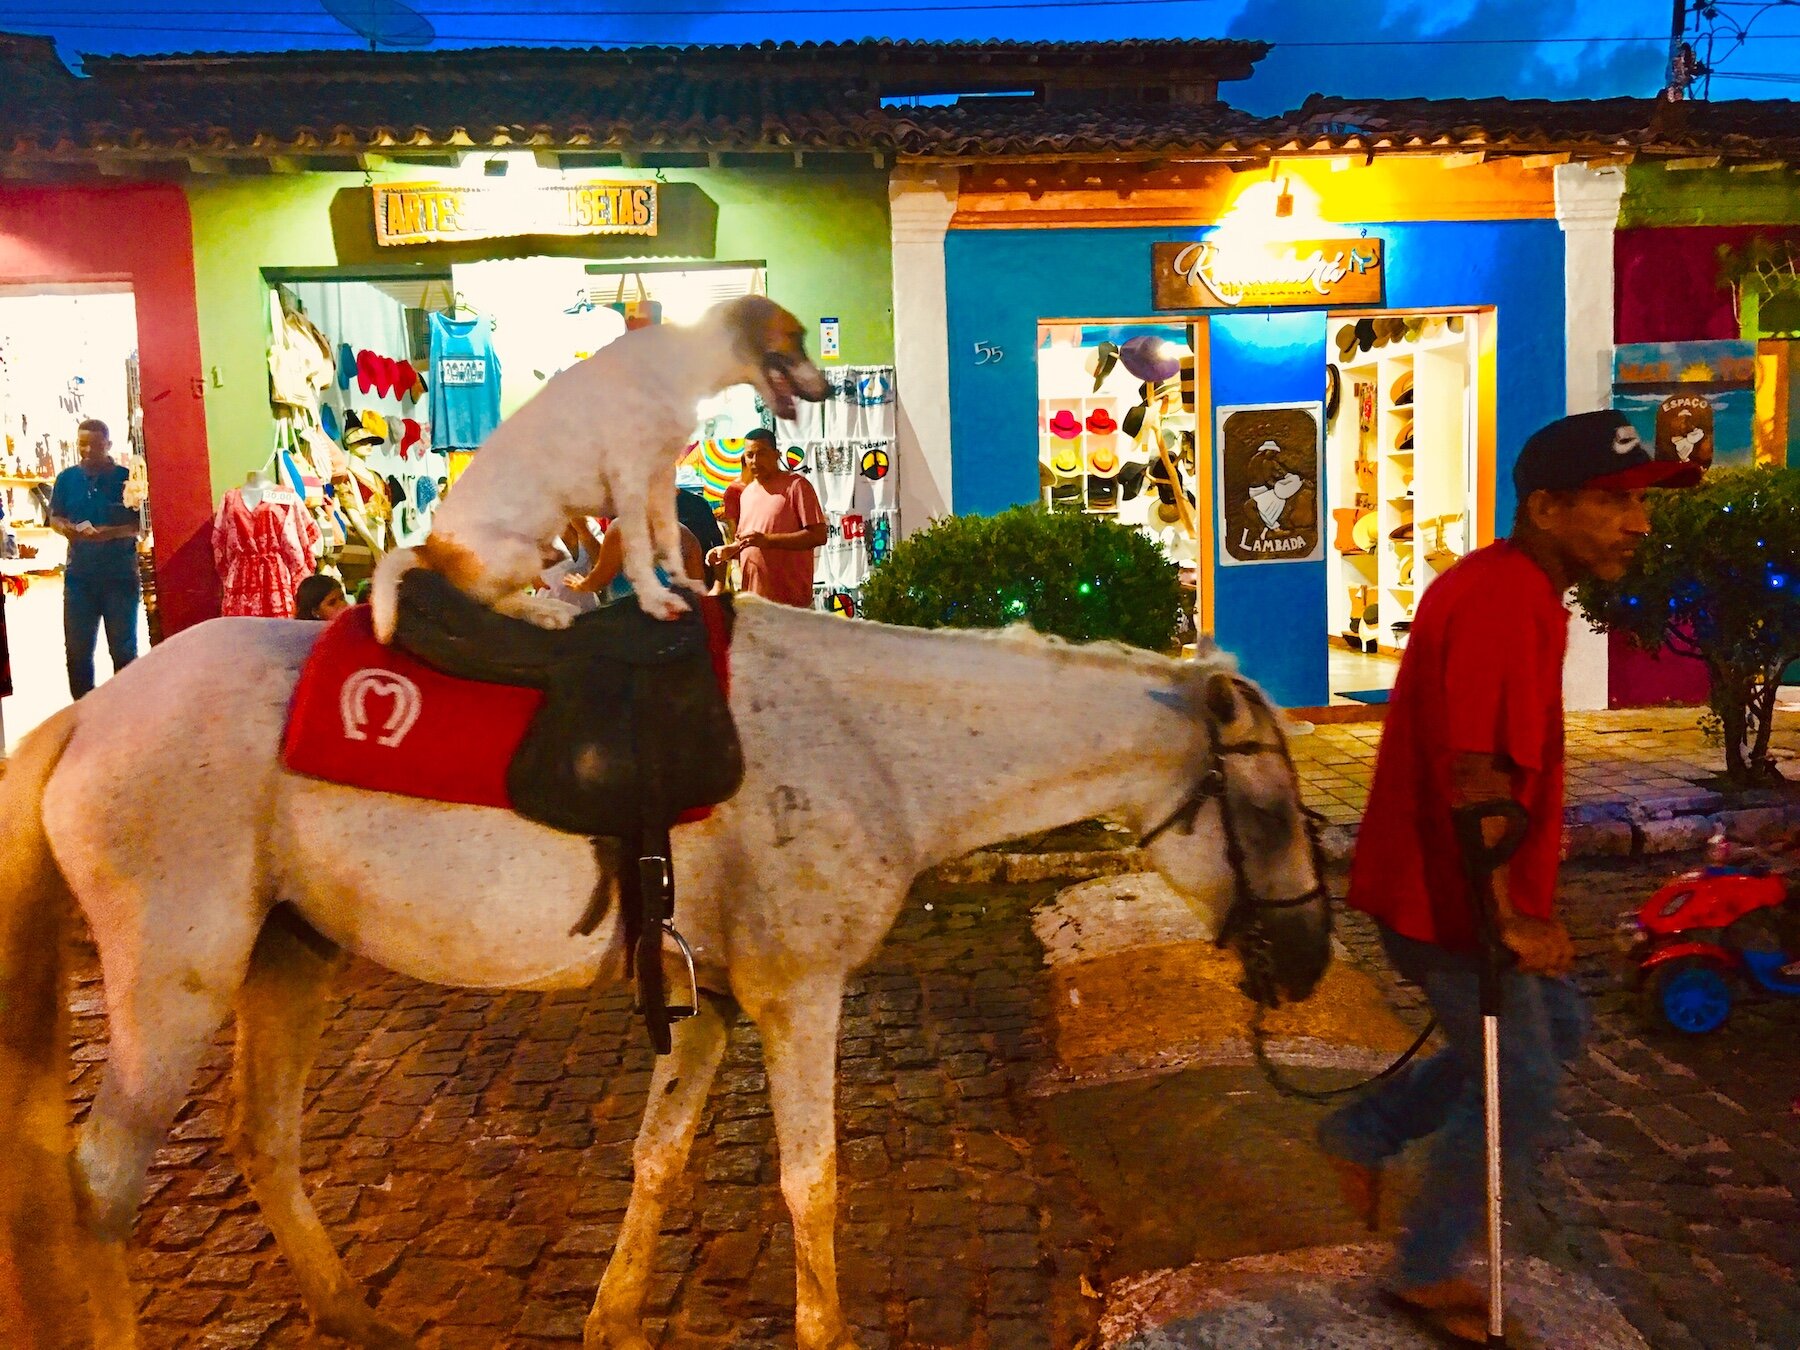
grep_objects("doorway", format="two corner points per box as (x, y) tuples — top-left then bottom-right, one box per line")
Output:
(0, 285), (150, 751)
(1036, 320), (1204, 642)
(1323, 310), (1484, 706)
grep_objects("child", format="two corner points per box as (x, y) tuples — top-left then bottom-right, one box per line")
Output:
(294, 574), (349, 621)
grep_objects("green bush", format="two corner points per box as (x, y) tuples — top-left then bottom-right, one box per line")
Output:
(1577, 466), (1800, 784)
(860, 506), (1184, 651)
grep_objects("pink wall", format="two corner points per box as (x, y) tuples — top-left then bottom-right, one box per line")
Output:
(1609, 227), (1765, 707)
(0, 184), (216, 632)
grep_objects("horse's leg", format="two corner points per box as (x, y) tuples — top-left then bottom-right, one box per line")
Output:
(754, 979), (859, 1350)
(72, 944), (243, 1350)
(230, 907), (413, 1350)
(585, 993), (732, 1350)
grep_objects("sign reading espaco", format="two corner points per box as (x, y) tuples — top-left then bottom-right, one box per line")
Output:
(373, 180), (659, 247)
(1152, 238), (1383, 310)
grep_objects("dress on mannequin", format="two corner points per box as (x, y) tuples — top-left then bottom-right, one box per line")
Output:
(213, 473), (320, 618)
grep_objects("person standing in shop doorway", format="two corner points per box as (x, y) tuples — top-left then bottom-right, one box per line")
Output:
(49, 418), (140, 699)
(1314, 410), (1701, 1345)
(707, 428), (825, 607)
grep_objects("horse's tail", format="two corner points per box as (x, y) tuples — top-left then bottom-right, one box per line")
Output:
(369, 544), (422, 643)
(0, 707), (84, 1345)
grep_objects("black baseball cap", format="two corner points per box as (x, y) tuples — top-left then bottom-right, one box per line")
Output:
(1513, 410), (1704, 500)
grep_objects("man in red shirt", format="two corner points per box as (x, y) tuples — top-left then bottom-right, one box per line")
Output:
(709, 429), (827, 607)
(1317, 410), (1701, 1343)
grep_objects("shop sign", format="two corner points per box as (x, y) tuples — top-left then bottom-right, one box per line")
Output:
(1612, 340), (1756, 472)
(1153, 238), (1383, 311)
(372, 180), (658, 247)
(1215, 402), (1324, 566)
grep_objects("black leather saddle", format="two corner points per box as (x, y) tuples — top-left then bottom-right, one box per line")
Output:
(392, 569), (743, 1052)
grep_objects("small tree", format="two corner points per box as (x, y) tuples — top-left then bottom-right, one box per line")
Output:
(1576, 467), (1800, 784)
(860, 506), (1184, 651)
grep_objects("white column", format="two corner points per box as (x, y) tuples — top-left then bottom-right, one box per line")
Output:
(889, 166), (958, 530)
(1555, 162), (1627, 711)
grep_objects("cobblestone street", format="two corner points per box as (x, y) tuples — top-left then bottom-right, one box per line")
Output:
(70, 855), (1800, 1348)
(78, 876), (1108, 1350)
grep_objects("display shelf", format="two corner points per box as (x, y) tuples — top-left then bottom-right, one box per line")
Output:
(1326, 315), (1477, 654)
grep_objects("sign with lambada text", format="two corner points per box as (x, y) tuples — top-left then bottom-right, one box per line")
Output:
(1153, 238), (1383, 310)
(373, 180), (658, 247)
(1215, 402), (1324, 566)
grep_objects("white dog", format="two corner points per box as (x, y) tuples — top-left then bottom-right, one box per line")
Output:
(371, 295), (826, 640)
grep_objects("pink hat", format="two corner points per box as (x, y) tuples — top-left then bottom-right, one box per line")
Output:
(1048, 409), (1082, 440)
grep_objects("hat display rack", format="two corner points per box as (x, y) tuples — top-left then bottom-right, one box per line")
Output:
(1325, 312), (1476, 657)
(1038, 326), (1183, 527)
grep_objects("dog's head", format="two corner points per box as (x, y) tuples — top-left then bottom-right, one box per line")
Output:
(722, 296), (828, 421)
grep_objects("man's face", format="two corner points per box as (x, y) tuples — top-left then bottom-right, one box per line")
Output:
(77, 427), (109, 462)
(1532, 486), (1652, 582)
(747, 441), (781, 479)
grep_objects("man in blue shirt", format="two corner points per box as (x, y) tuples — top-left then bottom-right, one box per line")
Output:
(48, 418), (140, 698)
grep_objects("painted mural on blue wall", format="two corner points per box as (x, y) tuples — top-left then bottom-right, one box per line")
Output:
(943, 219), (1567, 707)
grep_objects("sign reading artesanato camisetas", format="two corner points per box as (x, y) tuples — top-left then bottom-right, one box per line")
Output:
(1153, 238), (1383, 310)
(373, 181), (658, 247)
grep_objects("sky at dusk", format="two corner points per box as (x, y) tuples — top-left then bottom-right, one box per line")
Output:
(3, 0), (1799, 111)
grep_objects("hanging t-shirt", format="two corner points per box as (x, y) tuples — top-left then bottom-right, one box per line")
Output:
(429, 313), (503, 450)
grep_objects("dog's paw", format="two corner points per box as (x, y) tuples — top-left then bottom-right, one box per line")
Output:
(636, 583), (692, 621)
(498, 592), (580, 629)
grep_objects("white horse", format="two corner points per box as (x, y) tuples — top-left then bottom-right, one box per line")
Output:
(0, 600), (1330, 1350)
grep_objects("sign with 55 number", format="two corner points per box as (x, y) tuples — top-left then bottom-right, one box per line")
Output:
(973, 341), (1005, 365)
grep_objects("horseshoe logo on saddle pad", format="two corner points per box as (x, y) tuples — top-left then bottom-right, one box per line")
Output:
(339, 670), (424, 748)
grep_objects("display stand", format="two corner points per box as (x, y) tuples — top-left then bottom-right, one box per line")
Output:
(1326, 317), (1475, 654)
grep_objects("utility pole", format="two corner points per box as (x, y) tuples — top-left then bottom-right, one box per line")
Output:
(1665, 0), (1691, 99)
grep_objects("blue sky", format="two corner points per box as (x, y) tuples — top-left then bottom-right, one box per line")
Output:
(3, 0), (1798, 111)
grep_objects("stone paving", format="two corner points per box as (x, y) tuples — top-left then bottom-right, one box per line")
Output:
(60, 854), (1800, 1349)
(1332, 857), (1800, 1350)
(1292, 706), (1800, 828)
(75, 876), (1109, 1350)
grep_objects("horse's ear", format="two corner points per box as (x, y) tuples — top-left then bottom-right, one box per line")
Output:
(1203, 670), (1241, 726)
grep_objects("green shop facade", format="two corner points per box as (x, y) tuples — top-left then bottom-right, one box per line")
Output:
(190, 154), (895, 504)
(7, 42), (908, 622)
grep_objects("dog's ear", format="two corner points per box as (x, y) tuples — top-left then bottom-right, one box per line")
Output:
(725, 296), (805, 360)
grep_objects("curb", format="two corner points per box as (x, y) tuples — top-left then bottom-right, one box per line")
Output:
(934, 789), (1800, 884)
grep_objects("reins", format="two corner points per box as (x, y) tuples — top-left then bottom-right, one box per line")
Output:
(1140, 695), (1436, 1104)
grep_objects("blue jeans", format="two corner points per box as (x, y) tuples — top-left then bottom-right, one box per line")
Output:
(1317, 924), (1589, 1287)
(64, 569), (140, 699)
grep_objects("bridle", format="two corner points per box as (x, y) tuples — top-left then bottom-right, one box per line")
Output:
(1137, 694), (1332, 1010)
(1138, 687), (1436, 1102)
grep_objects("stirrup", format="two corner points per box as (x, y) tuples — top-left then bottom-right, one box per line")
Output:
(657, 920), (700, 1023)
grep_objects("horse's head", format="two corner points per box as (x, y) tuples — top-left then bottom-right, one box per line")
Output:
(1137, 664), (1332, 1006)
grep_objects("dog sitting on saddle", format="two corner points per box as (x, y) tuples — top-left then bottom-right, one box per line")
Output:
(371, 295), (826, 641)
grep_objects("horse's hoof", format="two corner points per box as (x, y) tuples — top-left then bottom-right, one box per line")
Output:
(583, 1313), (654, 1350)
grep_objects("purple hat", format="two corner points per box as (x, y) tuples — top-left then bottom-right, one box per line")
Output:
(1120, 335), (1181, 385)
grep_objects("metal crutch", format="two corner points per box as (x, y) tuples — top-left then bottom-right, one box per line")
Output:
(1451, 798), (1532, 1350)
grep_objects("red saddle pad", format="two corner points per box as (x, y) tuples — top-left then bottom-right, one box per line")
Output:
(283, 605), (545, 809)
(282, 601), (731, 820)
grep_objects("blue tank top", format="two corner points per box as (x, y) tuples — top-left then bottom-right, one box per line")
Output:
(428, 313), (503, 450)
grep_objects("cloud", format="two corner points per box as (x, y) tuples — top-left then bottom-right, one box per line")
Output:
(1225, 0), (1666, 113)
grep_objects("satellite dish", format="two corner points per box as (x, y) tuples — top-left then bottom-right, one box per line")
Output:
(321, 0), (436, 50)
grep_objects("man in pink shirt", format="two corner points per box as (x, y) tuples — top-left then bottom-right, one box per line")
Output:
(709, 429), (826, 607)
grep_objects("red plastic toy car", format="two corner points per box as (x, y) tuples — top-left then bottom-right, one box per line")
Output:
(1623, 835), (1800, 1034)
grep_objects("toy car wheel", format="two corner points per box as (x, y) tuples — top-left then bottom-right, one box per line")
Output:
(1647, 957), (1734, 1034)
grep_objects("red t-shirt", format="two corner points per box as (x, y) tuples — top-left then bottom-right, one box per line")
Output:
(735, 472), (825, 608)
(1346, 541), (1570, 951)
